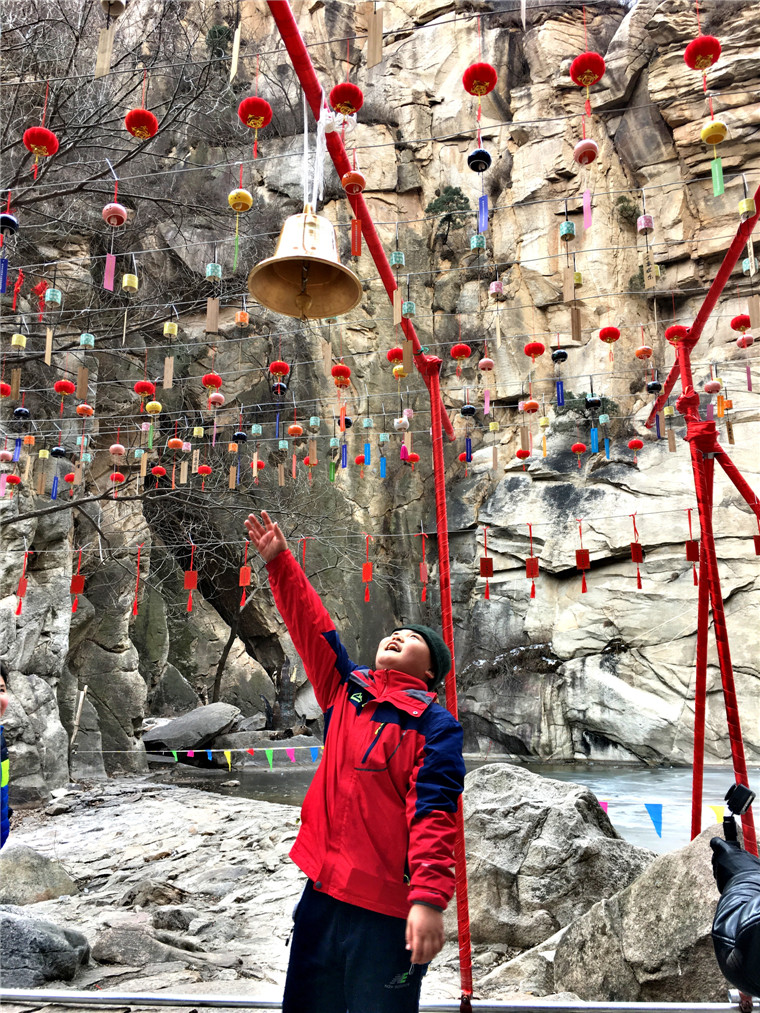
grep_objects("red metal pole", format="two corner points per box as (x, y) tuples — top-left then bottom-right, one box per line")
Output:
(426, 359), (473, 1007)
(646, 182), (760, 429)
(689, 439), (757, 854)
(265, 0), (455, 441)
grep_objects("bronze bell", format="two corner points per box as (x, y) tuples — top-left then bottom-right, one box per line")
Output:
(248, 204), (363, 320)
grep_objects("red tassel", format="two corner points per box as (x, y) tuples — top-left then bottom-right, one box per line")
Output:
(421, 586), (427, 602)
(581, 572), (587, 593)
(240, 589), (246, 607)
(253, 137), (258, 159)
(584, 95), (591, 116)
(530, 580), (536, 599)
(15, 598), (22, 615)
(364, 584), (370, 602)
(485, 580), (490, 600)
(187, 590), (193, 612)
(636, 567), (642, 590)
(132, 598), (138, 616)
(693, 564), (699, 586)
(72, 596), (79, 613)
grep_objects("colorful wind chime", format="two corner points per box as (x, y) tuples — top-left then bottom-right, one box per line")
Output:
(683, 2), (723, 195)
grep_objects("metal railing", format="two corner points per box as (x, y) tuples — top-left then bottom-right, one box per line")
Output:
(0, 989), (749, 1011)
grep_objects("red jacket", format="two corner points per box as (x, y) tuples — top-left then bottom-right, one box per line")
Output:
(267, 550), (465, 920)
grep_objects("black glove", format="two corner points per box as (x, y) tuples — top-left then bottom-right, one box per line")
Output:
(711, 836), (760, 894)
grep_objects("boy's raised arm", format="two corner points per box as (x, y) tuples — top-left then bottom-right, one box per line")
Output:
(244, 512), (359, 711)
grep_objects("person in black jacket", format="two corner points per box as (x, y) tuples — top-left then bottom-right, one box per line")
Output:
(711, 793), (760, 997)
(1, 662), (10, 849)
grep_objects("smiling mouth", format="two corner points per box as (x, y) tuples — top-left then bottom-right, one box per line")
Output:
(387, 643), (402, 652)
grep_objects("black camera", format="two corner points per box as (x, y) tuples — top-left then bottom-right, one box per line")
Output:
(725, 783), (756, 817)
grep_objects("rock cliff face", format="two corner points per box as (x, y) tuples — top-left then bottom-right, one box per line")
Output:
(2, 0), (760, 795)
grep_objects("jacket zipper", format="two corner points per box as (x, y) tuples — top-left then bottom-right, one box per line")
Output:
(361, 722), (387, 764)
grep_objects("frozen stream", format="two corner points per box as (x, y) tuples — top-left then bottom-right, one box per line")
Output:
(151, 757), (759, 854)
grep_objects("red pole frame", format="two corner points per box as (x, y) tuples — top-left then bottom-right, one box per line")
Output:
(648, 185), (760, 852)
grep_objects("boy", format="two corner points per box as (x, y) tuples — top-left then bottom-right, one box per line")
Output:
(244, 512), (465, 1013)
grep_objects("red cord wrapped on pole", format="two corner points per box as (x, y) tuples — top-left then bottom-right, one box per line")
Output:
(427, 362), (473, 1005)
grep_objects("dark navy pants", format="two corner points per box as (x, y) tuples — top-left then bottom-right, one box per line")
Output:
(282, 880), (427, 1013)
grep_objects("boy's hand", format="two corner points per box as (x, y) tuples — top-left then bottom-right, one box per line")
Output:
(244, 511), (288, 563)
(405, 903), (444, 965)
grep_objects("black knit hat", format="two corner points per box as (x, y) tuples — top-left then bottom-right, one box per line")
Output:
(392, 624), (451, 691)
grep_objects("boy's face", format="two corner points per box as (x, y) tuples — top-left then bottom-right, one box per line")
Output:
(375, 629), (433, 684)
(0, 674), (8, 720)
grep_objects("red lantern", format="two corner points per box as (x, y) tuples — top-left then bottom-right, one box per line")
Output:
(331, 363), (351, 389)
(462, 62), (497, 97)
(6, 474), (21, 496)
(354, 452), (366, 478)
(570, 51), (605, 115)
(407, 452), (420, 470)
(628, 437), (644, 462)
(63, 472), (75, 496)
(451, 343), (472, 378)
(524, 341), (545, 362)
(599, 326), (620, 345)
(54, 378), (76, 414)
(329, 82), (364, 116)
(238, 96), (272, 157)
(151, 465), (166, 478)
(571, 441), (586, 467)
(23, 126), (59, 178)
(570, 51), (606, 88)
(0, 382), (11, 398)
(110, 471), (126, 492)
(269, 360), (290, 379)
(125, 108), (158, 139)
(516, 448), (531, 470)
(202, 371), (223, 392)
(198, 463), (212, 490)
(134, 379), (156, 409)
(387, 347), (404, 366)
(684, 35), (721, 71)
(599, 325), (620, 363)
(665, 324), (689, 345)
(731, 314), (751, 333)
(238, 96), (272, 129)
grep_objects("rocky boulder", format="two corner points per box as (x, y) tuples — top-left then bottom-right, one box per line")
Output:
(150, 665), (202, 717)
(553, 823), (727, 1001)
(142, 702), (240, 753)
(0, 906), (90, 987)
(458, 764), (655, 947)
(0, 844), (78, 905)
